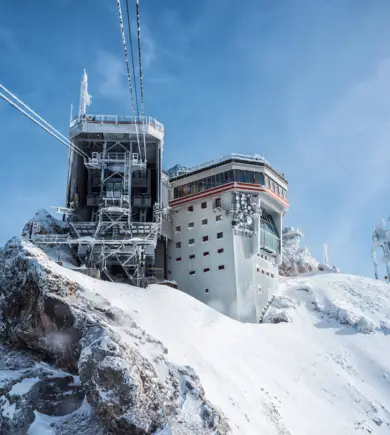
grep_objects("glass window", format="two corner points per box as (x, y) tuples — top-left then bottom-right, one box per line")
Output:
(217, 232), (223, 239)
(189, 254), (195, 259)
(188, 222), (194, 229)
(216, 215), (222, 222)
(234, 170), (244, 182)
(202, 218), (208, 226)
(260, 209), (279, 237)
(188, 205), (193, 212)
(255, 172), (265, 185)
(176, 242), (181, 248)
(175, 226), (181, 232)
(203, 268), (210, 273)
(218, 265), (225, 270)
(265, 176), (270, 188)
(205, 289), (209, 293)
(203, 251), (209, 256)
(106, 182), (113, 197)
(203, 235), (209, 242)
(189, 238), (195, 245)
(189, 271), (195, 275)
(176, 257), (181, 262)
(215, 198), (221, 208)
(201, 202), (207, 209)
(218, 248), (224, 253)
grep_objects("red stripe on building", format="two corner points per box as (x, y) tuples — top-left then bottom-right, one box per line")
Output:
(169, 182), (289, 208)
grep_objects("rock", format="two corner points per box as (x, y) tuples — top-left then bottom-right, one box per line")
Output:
(0, 343), (105, 435)
(0, 239), (230, 434)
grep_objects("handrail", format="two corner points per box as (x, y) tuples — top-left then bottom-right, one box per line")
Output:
(71, 114), (164, 132)
(169, 153), (285, 181)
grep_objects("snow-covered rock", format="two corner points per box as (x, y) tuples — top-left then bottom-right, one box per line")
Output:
(0, 343), (105, 435)
(0, 238), (229, 434)
(279, 245), (319, 276)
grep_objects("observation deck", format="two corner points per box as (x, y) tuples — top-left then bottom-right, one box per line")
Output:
(168, 153), (287, 183)
(69, 114), (164, 140)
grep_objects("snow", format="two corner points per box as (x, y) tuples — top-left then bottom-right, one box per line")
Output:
(4, 240), (390, 433)
(62, 268), (390, 434)
(9, 377), (40, 396)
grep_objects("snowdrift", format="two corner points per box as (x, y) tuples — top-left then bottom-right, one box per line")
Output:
(1, 238), (390, 434)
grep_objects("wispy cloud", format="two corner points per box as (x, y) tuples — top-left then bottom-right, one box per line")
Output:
(289, 58), (390, 267)
(95, 51), (128, 102)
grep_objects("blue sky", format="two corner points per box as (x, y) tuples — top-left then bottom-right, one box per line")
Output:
(1, 0), (390, 278)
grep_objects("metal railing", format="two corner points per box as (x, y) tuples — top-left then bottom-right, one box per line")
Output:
(71, 114), (164, 132)
(169, 153), (285, 181)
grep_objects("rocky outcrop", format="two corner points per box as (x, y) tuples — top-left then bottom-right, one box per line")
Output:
(279, 246), (319, 277)
(0, 343), (106, 435)
(0, 238), (229, 434)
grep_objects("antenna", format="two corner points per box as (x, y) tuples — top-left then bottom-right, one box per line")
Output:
(323, 244), (329, 266)
(78, 69), (92, 117)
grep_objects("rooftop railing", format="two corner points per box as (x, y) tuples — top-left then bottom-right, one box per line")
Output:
(169, 153), (286, 181)
(70, 114), (164, 132)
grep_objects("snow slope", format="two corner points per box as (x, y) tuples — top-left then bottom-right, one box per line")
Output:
(66, 270), (390, 435)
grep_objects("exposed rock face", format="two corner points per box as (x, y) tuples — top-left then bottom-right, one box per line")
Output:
(0, 343), (105, 435)
(0, 238), (229, 434)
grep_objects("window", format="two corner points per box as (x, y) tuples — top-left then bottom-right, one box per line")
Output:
(260, 210), (279, 237)
(218, 265), (225, 270)
(188, 222), (194, 229)
(189, 271), (196, 275)
(188, 205), (194, 212)
(202, 218), (208, 226)
(215, 198), (221, 208)
(175, 225), (181, 232)
(189, 238), (195, 246)
(189, 254), (195, 259)
(258, 285), (262, 293)
(202, 235), (209, 242)
(205, 288), (209, 293)
(176, 242), (181, 248)
(217, 248), (224, 254)
(216, 215), (222, 222)
(271, 273), (274, 278)
(203, 251), (210, 256)
(176, 257), (182, 262)
(217, 232), (223, 239)
(201, 202), (207, 209)
(203, 268), (210, 273)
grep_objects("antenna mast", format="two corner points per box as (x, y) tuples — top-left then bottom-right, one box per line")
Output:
(78, 69), (92, 117)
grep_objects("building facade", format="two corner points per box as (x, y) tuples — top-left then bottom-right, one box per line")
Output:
(31, 72), (289, 323)
(166, 154), (289, 323)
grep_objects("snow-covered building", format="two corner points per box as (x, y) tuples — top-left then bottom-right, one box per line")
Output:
(29, 71), (289, 323)
(166, 155), (289, 323)
(33, 71), (166, 287)
(282, 227), (304, 250)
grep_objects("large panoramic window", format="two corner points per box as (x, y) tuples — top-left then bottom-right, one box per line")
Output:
(260, 210), (279, 237)
(173, 169), (287, 200)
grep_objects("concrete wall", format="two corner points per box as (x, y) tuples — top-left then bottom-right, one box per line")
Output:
(233, 235), (279, 322)
(168, 189), (281, 323)
(168, 191), (237, 318)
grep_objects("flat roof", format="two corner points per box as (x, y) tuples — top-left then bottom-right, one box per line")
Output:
(169, 153), (288, 184)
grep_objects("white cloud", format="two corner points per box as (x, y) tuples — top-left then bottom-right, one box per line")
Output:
(95, 51), (128, 102)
